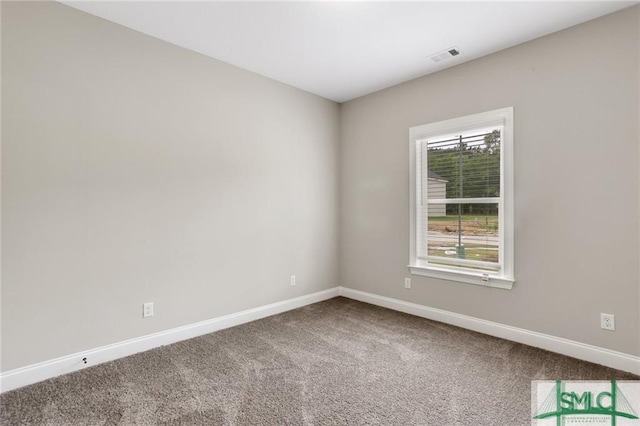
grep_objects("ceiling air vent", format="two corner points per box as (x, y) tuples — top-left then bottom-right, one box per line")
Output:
(430, 47), (461, 63)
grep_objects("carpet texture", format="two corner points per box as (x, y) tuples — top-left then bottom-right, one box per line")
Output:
(1, 297), (637, 425)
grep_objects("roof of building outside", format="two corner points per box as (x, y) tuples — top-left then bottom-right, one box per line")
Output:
(428, 170), (448, 181)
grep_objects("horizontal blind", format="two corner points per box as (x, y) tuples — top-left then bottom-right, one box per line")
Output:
(417, 127), (502, 271)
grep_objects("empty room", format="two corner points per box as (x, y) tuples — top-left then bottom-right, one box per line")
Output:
(1, 1), (639, 424)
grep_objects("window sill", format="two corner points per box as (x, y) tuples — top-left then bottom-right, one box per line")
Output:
(408, 264), (514, 290)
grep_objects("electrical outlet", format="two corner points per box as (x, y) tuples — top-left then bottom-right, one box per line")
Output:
(404, 278), (411, 289)
(143, 302), (154, 318)
(600, 313), (615, 331)
(290, 275), (296, 286)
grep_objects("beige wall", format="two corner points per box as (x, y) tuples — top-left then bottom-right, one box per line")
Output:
(340, 7), (640, 356)
(1, 2), (339, 371)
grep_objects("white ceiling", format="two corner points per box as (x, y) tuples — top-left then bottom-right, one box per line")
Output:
(62, 1), (636, 103)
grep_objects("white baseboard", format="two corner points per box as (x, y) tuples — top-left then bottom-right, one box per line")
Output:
(338, 287), (640, 376)
(0, 287), (340, 393)
(3, 285), (637, 393)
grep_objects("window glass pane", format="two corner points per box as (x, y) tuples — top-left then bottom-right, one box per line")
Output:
(426, 128), (501, 199)
(426, 203), (499, 266)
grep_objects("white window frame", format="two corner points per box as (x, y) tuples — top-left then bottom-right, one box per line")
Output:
(409, 107), (514, 289)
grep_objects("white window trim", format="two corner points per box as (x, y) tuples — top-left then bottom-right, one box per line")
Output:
(409, 107), (514, 290)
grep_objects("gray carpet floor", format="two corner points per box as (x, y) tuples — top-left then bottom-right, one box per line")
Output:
(1, 297), (637, 425)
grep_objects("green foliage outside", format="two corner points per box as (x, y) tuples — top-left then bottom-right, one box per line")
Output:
(428, 129), (500, 215)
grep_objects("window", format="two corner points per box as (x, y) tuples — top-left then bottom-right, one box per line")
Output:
(409, 107), (514, 289)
